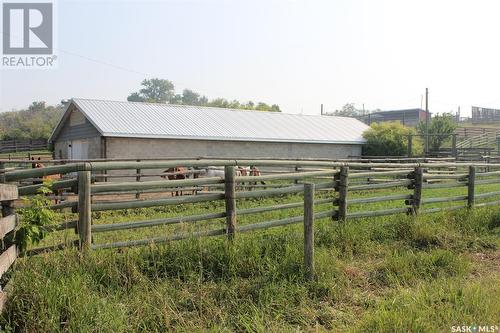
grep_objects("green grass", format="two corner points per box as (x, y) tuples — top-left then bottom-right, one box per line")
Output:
(1, 180), (500, 332)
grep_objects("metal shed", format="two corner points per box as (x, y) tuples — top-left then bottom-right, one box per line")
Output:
(49, 98), (369, 160)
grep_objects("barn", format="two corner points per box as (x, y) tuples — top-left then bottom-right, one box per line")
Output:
(49, 98), (369, 160)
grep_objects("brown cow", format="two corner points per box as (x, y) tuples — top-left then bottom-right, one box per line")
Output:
(162, 167), (199, 196)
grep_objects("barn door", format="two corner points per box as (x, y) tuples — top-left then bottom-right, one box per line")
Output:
(71, 140), (89, 160)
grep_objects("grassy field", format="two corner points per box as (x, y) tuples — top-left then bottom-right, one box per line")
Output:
(1, 181), (499, 332)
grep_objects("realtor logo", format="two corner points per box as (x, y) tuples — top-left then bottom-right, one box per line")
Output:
(1, 1), (57, 68)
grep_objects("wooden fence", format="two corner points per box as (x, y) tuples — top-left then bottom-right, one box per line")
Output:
(0, 139), (48, 154)
(1, 159), (500, 281)
(0, 184), (19, 311)
(455, 126), (500, 139)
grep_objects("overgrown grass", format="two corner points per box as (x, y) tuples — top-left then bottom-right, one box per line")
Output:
(1, 197), (499, 332)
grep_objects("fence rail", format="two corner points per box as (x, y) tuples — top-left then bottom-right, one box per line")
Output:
(0, 184), (19, 311)
(0, 139), (48, 154)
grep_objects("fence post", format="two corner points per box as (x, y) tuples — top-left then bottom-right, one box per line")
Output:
(303, 183), (315, 281)
(71, 178), (79, 213)
(77, 171), (92, 250)
(451, 134), (457, 158)
(135, 159), (141, 199)
(407, 135), (413, 157)
(412, 167), (423, 215)
(224, 166), (236, 240)
(467, 166), (475, 208)
(337, 166), (349, 222)
(0, 162), (5, 184)
(0, 163), (12, 219)
(294, 165), (299, 184)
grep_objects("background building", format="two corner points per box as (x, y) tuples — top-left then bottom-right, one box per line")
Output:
(471, 106), (500, 123)
(49, 99), (369, 160)
(358, 108), (429, 127)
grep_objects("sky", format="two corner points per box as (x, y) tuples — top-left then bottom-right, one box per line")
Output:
(1, 0), (499, 116)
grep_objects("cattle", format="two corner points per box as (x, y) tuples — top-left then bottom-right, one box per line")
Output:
(161, 167), (200, 196)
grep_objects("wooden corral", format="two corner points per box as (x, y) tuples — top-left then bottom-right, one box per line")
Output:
(1, 158), (500, 281)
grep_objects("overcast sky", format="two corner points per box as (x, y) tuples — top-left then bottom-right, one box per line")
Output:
(1, 0), (499, 116)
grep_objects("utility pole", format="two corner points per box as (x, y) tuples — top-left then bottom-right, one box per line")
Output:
(321, 104), (324, 115)
(425, 88), (429, 156)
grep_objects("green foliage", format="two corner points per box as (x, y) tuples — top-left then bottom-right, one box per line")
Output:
(0, 101), (64, 140)
(205, 98), (280, 112)
(127, 78), (175, 103)
(417, 113), (457, 151)
(330, 103), (369, 117)
(362, 121), (423, 156)
(16, 181), (55, 252)
(127, 78), (281, 111)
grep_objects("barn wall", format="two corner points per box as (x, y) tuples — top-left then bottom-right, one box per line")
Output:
(53, 136), (102, 160)
(105, 137), (362, 160)
(52, 106), (103, 159)
(55, 109), (101, 142)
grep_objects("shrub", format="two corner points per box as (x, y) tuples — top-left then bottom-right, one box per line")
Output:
(417, 113), (457, 151)
(15, 181), (55, 252)
(362, 122), (423, 156)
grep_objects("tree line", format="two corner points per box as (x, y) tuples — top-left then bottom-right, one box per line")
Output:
(127, 78), (281, 112)
(0, 102), (64, 141)
(0, 77), (282, 141)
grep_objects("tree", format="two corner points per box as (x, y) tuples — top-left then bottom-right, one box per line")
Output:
(244, 101), (255, 109)
(127, 78), (175, 103)
(334, 103), (357, 117)
(181, 89), (201, 105)
(417, 113), (457, 152)
(28, 101), (46, 112)
(199, 96), (208, 105)
(331, 103), (365, 117)
(207, 98), (230, 108)
(126, 92), (145, 102)
(169, 94), (183, 104)
(329, 103), (370, 118)
(127, 78), (281, 111)
(362, 122), (423, 156)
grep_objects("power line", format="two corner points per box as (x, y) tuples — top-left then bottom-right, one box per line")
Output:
(0, 30), (254, 101)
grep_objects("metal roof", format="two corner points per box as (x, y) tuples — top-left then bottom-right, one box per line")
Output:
(50, 98), (369, 144)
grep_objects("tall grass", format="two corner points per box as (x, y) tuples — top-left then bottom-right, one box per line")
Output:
(1, 203), (499, 332)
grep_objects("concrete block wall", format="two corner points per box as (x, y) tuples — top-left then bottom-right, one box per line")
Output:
(105, 137), (362, 160)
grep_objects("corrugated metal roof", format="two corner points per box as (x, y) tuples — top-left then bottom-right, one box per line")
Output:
(51, 98), (369, 144)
